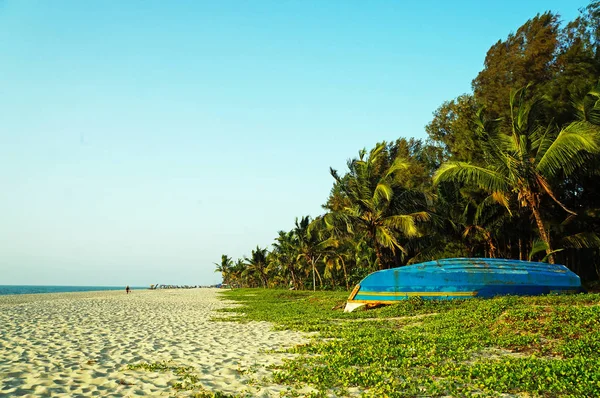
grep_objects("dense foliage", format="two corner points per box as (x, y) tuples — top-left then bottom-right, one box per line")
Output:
(216, 2), (600, 289)
(216, 289), (600, 397)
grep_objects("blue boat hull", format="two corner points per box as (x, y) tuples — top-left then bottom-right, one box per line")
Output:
(345, 258), (583, 312)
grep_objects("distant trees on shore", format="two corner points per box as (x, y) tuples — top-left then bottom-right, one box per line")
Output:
(216, 1), (600, 289)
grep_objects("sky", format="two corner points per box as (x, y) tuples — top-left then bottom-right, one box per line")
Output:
(0, 0), (589, 286)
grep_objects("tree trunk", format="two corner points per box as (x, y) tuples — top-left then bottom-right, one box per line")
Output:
(487, 236), (496, 258)
(312, 261), (316, 291)
(518, 238), (523, 261)
(340, 258), (349, 290)
(374, 244), (385, 270)
(309, 256), (323, 291)
(314, 263), (323, 287)
(527, 197), (554, 264)
(288, 266), (297, 289)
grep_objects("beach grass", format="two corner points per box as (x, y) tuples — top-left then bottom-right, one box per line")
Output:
(217, 289), (600, 397)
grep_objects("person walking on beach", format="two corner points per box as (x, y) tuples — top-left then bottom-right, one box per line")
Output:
(126, 285), (130, 294)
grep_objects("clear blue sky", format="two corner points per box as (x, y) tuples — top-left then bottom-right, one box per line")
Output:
(0, 0), (588, 286)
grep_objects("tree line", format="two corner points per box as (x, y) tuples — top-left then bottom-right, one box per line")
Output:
(216, 2), (600, 290)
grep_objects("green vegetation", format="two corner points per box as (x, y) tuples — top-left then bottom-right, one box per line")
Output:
(218, 289), (600, 397)
(127, 361), (235, 397)
(215, 1), (600, 290)
(127, 362), (200, 392)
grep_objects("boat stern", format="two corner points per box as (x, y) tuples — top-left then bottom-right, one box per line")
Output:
(344, 284), (363, 313)
(344, 301), (365, 312)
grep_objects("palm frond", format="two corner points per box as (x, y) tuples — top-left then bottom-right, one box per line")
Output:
(409, 211), (431, 222)
(329, 167), (342, 182)
(536, 121), (600, 177)
(535, 174), (576, 215)
(528, 239), (548, 261)
(373, 182), (393, 203)
(472, 110), (514, 163)
(375, 227), (406, 254)
(317, 236), (339, 250)
(572, 84), (600, 125)
(541, 249), (563, 263)
(490, 128), (517, 157)
(561, 232), (600, 249)
(532, 123), (556, 163)
(384, 156), (410, 178)
(433, 162), (510, 193)
(382, 214), (419, 236)
(368, 142), (387, 164)
(358, 148), (367, 160)
(491, 191), (511, 214)
(474, 192), (512, 224)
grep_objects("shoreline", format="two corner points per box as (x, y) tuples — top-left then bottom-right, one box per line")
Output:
(0, 286), (125, 297)
(0, 289), (310, 396)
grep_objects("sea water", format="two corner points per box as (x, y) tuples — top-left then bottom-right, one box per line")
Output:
(0, 285), (128, 296)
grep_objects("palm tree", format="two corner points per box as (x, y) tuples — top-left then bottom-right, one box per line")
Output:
(244, 246), (269, 288)
(329, 142), (430, 269)
(310, 214), (359, 290)
(294, 216), (324, 291)
(229, 259), (246, 288)
(458, 190), (514, 258)
(270, 230), (299, 289)
(213, 254), (233, 285)
(433, 86), (600, 263)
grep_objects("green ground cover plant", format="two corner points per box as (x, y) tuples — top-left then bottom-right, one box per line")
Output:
(126, 361), (235, 397)
(217, 289), (600, 397)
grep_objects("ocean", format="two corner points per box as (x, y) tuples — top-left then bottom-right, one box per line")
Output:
(0, 285), (131, 296)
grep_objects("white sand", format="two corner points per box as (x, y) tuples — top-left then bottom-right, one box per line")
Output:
(0, 289), (311, 397)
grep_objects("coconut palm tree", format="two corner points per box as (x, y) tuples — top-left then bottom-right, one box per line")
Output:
(270, 230), (299, 289)
(229, 259), (246, 287)
(433, 86), (600, 263)
(213, 254), (233, 285)
(294, 216), (325, 291)
(306, 216), (351, 290)
(244, 247), (269, 288)
(328, 142), (430, 269)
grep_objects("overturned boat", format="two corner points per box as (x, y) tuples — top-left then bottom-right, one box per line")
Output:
(344, 258), (583, 312)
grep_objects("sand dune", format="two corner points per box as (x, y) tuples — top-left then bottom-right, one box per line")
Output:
(0, 289), (310, 397)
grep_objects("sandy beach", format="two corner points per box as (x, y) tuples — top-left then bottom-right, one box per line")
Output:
(0, 289), (310, 397)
